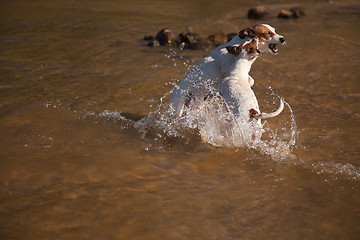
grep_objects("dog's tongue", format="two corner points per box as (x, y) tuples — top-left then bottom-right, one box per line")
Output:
(269, 44), (278, 53)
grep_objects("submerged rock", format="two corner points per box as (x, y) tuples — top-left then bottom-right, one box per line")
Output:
(155, 28), (180, 46)
(247, 6), (268, 19)
(278, 7), (305, 18)
(207, 32), (227, 46)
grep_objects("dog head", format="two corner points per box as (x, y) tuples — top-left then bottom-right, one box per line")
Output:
(238, 24), (285, 55)
(226, 38), (261, 60)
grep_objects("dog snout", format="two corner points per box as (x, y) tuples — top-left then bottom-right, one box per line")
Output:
(279, 37), (285, 44)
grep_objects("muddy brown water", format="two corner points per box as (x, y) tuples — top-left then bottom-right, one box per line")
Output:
(1, 0), (360, 239)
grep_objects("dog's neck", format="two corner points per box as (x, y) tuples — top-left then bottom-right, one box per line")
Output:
(226, 56), (255, 83)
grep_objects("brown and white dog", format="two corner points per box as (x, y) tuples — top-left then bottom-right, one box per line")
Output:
(216, 38), (284, 129)
(169, 24), (285, 117)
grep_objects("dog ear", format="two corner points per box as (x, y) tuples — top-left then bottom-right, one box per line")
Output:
(248, 38), (260, 53)
(226, 46), (241, 56)
(238, 28), (254, 39)
(241, 38), (261, 54)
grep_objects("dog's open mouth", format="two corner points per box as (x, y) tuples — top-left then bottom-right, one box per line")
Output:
(269, 43), (279, 54)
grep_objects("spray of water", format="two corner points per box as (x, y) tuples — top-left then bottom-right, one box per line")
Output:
(133, 89), (297, 159)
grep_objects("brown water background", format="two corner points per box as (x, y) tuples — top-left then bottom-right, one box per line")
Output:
(1, 0), (360, 239)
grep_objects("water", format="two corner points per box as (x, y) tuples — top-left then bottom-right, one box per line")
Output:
(1, 0), (360, 239)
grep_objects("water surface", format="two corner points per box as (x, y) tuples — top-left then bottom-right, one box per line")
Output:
(1, 0), (360, 239)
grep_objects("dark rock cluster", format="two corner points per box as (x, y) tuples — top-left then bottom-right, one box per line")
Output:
(247, 6), (305, 19)
(277, 7), (306, 19)
(142, 6), (305, 50)
(144, 27), (237, 50)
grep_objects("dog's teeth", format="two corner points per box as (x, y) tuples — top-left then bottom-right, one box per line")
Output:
(269, 43), (278, 53)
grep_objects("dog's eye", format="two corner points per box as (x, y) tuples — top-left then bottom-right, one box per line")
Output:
(262, 32), (273, 39)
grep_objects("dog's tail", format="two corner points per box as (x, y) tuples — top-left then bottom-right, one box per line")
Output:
(254, 97), (284, 119)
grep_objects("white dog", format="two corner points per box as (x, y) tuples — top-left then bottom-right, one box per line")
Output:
(169, 24), (285, 117)
(216, 38), (284, 128)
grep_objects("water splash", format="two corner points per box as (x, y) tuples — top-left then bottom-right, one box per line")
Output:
(310, 160), (360, 179)
(82, 92), (360, 180)
(132, 89), (297, 159)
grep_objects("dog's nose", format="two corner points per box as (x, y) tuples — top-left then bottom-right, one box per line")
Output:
(280, 37), (285, 44)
